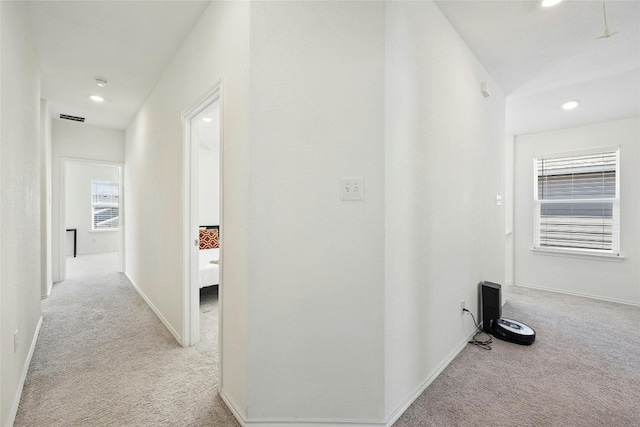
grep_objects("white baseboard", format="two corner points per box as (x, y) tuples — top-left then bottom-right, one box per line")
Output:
(222, 331), (477, 427)
(41, 281), (53, 300)
(221, 388), (384, 427)
(124, 272), (183, 346)
(245, 419), (384, 427)
(8, 316), (43, 427)
(220, 389), (246, 426)
(384, 328), (477, 427)
(513, 282), (640, 307)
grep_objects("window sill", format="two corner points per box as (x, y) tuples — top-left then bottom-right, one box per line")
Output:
(531, 247), (624, 262)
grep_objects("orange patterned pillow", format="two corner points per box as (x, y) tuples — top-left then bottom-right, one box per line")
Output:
(199, 228), (219, 250)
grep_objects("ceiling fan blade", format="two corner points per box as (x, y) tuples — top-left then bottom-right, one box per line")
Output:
(596, 1), (620, 39)
(596, 30), (619, 39)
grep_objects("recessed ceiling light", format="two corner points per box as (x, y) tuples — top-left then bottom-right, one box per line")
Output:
(89, 95), (104, 102)
(202, 117), (213, 122)
(562, 100), (580, 110)
(541, 0), (563, 7)
(95, 78), (108, 88)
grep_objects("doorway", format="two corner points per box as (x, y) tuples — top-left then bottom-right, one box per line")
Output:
(60, 159), (124, 280)
(182, 83), (222, 347)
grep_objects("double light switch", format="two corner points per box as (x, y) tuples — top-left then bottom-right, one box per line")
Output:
(341, 178), (364, 201)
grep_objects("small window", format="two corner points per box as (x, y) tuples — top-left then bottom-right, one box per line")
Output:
(91, 180), (119, 231)
(533, 148), (619, 255)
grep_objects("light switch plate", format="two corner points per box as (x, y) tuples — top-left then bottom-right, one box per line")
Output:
(341, 178), (364, 201)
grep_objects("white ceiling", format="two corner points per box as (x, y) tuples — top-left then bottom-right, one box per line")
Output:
(434, 0), (640, 135)
(27, 1), (639, 135)
(28, 1), (210, 130)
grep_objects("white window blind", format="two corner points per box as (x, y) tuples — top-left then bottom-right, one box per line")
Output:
(534, 149), (619, 255)
(91, 180), (119, 230)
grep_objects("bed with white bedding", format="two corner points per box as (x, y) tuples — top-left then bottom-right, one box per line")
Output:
(199, 248), (219, 288)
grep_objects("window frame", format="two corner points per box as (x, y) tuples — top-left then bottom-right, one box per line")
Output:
(532, 146), (621, 259)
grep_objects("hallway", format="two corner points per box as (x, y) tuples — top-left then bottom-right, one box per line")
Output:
(14, 257), (237, 426)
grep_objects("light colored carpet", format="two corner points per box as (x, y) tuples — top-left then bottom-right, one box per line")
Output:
(15, 263), (238, 426)
(16, 263), (640, 426)
(65, 252), (120, 279)
(393, 285), (640, 426)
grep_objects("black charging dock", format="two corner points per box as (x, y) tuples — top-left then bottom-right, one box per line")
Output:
(481, 282), (535, 346)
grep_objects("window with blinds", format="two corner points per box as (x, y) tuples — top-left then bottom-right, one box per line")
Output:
(534, 149), (619, 255)
(91, 180), (119, 231)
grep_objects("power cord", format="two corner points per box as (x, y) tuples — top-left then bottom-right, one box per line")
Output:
(463, 308), (492, 350)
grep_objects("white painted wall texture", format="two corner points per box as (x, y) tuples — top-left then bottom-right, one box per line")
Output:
(505, 134), (516, 287)
(124, 0), (250, 416)
(65, 161), (120, 255)
(384, 1), (506, 420)
(198, 101), (220, 226)
(514, 117), (640, 304)
(40, 100), (53, 297)
(198, 147), (219, 226)
(125, 1), (507, 425)
(248, 1), (385, 422)
(51, 119), (124, 282)
(0, 2), (42, 424)
(2, 1), (633, 425)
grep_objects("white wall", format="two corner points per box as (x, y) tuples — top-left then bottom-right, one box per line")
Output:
(124, 0), (250, 417)
(192, 100), (220, 225)
(52, 119), (124, 281)
(197, 103), (220, 226)
(384, 1), (506, 420)
(505, 134), (516, 287)
(40, 100), (53, 297)
(514, 117), (640, 304)
(65, 161), (120, 255)
(248, 1), (385, 422)
(127, 1), (510, 424)
(198, 147), (219, 225)
(0, 2), (42, 425)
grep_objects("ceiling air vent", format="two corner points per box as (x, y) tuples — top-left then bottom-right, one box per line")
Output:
(60, 114), (85, 122)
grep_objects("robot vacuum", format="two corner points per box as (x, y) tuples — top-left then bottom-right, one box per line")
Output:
(491, 317), (536, 345)
(481, 282), (536, 346)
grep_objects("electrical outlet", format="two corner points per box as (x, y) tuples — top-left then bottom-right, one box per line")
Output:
(14, 330), (18, 352)
(461, 300), (466, 314)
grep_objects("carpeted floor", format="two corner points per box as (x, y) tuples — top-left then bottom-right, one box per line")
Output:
(15, 255), (239, 427)
(65, 252), (120, 279)
(16, 258), (640, 426)
(393, 285), (640, 427)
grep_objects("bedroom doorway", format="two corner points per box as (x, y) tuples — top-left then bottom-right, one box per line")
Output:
(182, 83), (222, 348)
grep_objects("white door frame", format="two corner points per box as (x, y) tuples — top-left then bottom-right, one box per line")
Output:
(59, 158), (125, 281)
(181, 81), (223, 348)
